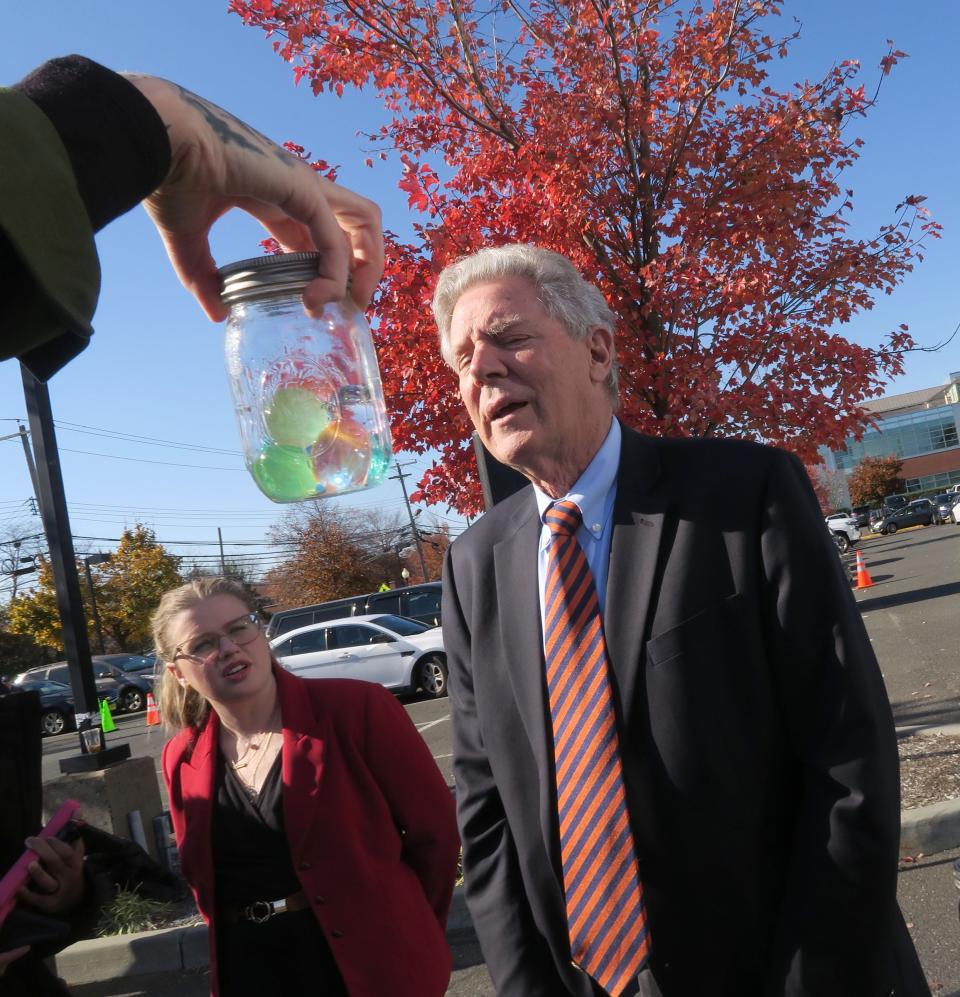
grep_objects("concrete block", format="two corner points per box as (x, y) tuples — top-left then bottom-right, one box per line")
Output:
(180, 924), (210, 971)
(900, 798), (960, 855)
(44, 755), (164, 860)
(54, 926), (183, 985)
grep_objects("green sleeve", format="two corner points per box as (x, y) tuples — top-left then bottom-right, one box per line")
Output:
(0, 87), (100, 378)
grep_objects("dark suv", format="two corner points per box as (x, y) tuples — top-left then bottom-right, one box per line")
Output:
(265, 582), (443, 639)
(872, 499), (936, 536)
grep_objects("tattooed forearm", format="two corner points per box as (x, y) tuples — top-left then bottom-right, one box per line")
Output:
(173, 84), (294, 167)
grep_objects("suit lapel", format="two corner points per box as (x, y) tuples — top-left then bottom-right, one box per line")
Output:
(494, 490), (569, 881)
(493, 493), (549, 769)
(178, 714), (218, 906)
(276, 666), (327, 858)
(604, 427), (666, 730)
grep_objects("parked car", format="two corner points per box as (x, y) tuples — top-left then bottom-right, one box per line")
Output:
(270, 613), (448, 699)
(90, 657), (155, 712)
(93, 653), (157, 681)
(871, 498), (937, 535)
(14, 678), (118, 736)
(824, 513), (860, 553)
(932, 493), (960, 524)
(15, 679), (77, 736)
(851, 505), (873, 529)
(265, 582), (443, 639)
(15, 658), (150, 714)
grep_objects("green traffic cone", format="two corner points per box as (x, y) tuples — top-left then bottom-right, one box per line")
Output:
(100, 697), (117, 733)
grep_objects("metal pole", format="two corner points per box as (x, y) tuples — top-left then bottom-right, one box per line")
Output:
(18, 422), (40, 505)
(84, 559), (106, 655)
(21, 364), (129, 770)
(389, 461), (428, 582)
(11, 541), (20, 601)
(217, 527), (227, 574)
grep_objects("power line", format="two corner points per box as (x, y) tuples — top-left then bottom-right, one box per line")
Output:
(53, 420), (242, 456)
(58, 447), (244, 471)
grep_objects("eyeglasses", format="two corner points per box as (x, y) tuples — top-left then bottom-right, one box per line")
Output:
(173, 613), (261, 664)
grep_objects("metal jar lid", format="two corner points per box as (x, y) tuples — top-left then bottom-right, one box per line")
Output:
(218, 251), (322, 306)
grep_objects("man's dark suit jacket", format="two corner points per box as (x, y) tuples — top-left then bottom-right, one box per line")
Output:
(442, 425), (926, 996)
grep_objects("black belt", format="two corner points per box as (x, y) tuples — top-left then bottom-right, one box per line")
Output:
(220, 890), (310, 925)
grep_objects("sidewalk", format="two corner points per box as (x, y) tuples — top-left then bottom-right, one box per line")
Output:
(57, 726), (960, 996)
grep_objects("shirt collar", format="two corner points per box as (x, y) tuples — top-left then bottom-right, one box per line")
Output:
(534, 418), (620, 541)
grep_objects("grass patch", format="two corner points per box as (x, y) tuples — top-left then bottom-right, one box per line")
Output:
(97, 888), (174, 936)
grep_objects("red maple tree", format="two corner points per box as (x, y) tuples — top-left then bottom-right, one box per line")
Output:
(232, 0), (940, 515)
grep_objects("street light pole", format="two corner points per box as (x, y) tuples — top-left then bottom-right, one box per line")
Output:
(21, 364), (129, 771)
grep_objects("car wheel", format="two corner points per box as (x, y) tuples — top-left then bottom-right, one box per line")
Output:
(416, 655), (448, 699)
(120, 687), (145, 713)
(886, 523), (898, 535)
(41, 709), (66, 736)
(833, 533), (850, 553)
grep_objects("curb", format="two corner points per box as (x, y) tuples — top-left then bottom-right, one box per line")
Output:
(53, 923), (207, 986)
(897, 723), (960, 856)
(55, 886), (472, 986)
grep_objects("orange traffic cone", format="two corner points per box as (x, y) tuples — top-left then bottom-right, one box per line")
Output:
(855, 551), (875, 590)
(145, 692), (161, 726)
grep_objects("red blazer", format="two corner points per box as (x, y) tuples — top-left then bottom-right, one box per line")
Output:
(162, 666), (459, 997)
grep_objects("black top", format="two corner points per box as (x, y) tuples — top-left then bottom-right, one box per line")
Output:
(212, 752), (303, 906)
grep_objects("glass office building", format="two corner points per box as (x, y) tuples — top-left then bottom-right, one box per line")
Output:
(823, 375), (960, 497)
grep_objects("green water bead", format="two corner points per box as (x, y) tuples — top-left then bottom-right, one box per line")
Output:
(250, 444), (318, 502)
(264, 386), (333, 447)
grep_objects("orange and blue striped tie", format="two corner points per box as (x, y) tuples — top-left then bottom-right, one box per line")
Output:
(543, 500), (651, 996)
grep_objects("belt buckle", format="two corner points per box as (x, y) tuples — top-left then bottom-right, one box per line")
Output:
(244, 899), (274, 924)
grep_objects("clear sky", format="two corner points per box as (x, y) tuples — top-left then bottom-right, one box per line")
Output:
(1, 1), (957, 594)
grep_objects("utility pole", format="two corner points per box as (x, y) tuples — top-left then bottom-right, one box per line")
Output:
(1, 540), (35, 600)
(388, 461), (428, 583)
(83, 553), (112, 655)
(217, 528), (227, 574)
(18, 422), (40, 505)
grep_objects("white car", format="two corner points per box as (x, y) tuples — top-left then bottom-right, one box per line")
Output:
(824, 513), (860, 552)
(269, 613), (448, 699)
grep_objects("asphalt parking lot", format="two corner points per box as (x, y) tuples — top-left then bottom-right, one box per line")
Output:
(43, 521), (960, 788)
(851, 523), (960, 727)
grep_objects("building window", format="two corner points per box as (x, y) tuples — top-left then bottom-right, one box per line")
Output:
(902, 469), (960, 494)
(834, 405), (960, 469)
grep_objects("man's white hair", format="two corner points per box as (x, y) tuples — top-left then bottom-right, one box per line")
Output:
(432, 244), (619, 402)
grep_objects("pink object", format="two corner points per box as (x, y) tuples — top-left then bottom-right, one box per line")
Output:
(0, 799), (81, 928)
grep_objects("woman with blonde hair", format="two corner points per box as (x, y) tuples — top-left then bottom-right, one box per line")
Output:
(152, 576), (459, 997)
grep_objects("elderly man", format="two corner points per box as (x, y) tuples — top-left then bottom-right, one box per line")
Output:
(436, 245), (925, 997)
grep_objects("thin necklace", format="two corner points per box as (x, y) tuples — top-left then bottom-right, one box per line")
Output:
(228, 704), (279, 769)
(234, 729), (276, 797)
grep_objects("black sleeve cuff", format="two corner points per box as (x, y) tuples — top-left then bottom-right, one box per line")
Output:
(15, 55), (171, 232)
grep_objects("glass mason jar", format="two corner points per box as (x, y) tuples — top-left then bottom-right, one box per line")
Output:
(219, 252), (392, 503)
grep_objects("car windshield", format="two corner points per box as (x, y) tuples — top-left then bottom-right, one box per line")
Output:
(369, 615), (430, 636)
(98, 655), (155, 673)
